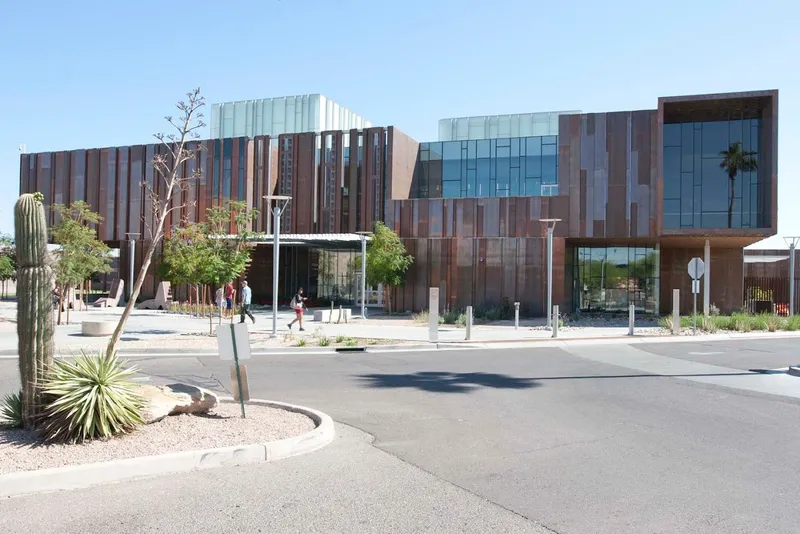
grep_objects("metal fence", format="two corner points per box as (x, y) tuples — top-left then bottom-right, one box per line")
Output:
(743, 276), (800, 315)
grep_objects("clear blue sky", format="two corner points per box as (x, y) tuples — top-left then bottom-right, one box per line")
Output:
(1, 0), (797, 248)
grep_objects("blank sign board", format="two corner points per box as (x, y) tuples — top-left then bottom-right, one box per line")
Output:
(688, 257), (705, 280)
(217, 323), (252, 361)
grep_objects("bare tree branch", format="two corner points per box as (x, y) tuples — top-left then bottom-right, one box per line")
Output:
(108, 88), (206, 357)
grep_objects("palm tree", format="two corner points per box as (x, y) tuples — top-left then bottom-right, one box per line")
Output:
(719, 141), (757, 228)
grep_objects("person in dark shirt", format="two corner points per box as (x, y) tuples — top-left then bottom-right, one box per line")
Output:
(287, 287), (307, 331)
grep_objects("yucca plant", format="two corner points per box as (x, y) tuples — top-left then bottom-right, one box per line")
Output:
(0, 391), (23, 429)
(38, 352), (144, 443)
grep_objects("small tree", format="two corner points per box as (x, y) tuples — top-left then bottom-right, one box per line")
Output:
(51, 202), (112, 325)
(365, 222), (413, 313)
(161, 221), (216, 328)
(205, 200), (258, 324)
(720, 141), (758, 228)
(107, 89), (205, 357)
(0, 234), (15, 299)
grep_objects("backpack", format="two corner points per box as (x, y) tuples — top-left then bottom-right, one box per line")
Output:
(290, 295), (301, 310)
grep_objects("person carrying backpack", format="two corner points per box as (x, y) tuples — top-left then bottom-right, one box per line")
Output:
(287, 287), (307, 331)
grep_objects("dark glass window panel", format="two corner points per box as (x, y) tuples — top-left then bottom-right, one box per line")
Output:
(542, 136), (557, 145)
(701, 121), (728, 158)
(526, 137), (542, 156)
(574, 246), (659, 313)
(442, 159), (461, 182)
(476, 140), (490, 159)
(443, 180), (460, 198)
(542, 155), (557, 182)
(510, 138), (520, 158)
(443, 140), (461, 160)
(467, 141), (476, 160)
(429, 142), (443, 161)
(663, 124), (681, 147)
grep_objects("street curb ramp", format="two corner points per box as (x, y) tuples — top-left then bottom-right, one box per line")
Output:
(0, 399), (335, 499)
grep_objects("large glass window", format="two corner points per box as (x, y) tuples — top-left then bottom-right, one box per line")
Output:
(414, 136), (558, 199)
(574, 246), (659, 314)
(663, 118), (763, 229)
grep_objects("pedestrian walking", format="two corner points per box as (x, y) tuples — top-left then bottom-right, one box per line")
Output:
(224, 281), (234, 319)
(240, 281), (255, 324)
(215, 285), (225, 316)
(287, 287), (307, 331)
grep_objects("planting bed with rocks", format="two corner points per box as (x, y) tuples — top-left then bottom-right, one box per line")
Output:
(0, 399), (314, 475)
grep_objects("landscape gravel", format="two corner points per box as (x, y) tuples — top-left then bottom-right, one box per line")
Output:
(0, 401), (315, 475)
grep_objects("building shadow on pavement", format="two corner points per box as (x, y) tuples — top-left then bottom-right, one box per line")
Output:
(356, 371), (539, 393)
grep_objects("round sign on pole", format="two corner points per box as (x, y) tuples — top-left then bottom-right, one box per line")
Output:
(688, 257), (705, 280)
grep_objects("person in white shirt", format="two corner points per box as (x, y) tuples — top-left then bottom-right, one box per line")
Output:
(239, 281), (255, 324)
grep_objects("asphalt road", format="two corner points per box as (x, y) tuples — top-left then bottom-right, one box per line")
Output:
(2, 338), (800, 533)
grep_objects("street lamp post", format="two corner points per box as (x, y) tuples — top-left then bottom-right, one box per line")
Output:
(125, 233), (140, 303)
(541, 219), (561, 328)
(356, 232), (371, 319)
(264, 196), (291, 337)
(785, 237), (800, 315)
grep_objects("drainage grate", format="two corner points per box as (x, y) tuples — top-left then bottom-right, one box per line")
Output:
(335, 347), (366, 353)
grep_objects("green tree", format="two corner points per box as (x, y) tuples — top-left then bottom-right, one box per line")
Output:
(51, 202), (112, 325)
(720, 141), (758, 228)
(205, 200), (259, 291)
(0, 234), (15, 299)
(160, 221), (218, 331)
(365, 222), (413, 312)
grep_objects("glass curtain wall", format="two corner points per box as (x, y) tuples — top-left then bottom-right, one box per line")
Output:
(574, 246), (659, 314)
(663, 118), (764, 229)
(414, 136), (558, 199)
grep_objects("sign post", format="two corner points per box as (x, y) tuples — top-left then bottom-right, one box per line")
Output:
(217, 322), (252, 418)
(687, 258), (705, 335)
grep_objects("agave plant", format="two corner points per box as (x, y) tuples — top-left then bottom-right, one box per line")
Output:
(0, 391), (23, 429)
(39, 352), (144, 443)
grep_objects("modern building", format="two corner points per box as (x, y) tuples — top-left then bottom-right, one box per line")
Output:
(19, 89), (778, 315)
(437, 110), (581, 141)
(210, 94), (371, 139)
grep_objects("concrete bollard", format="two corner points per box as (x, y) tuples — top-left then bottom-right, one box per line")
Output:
(514, 302), (520, 330)
(552, 305), (559, 338)
(628, 304), (635, 336)
(465, 305), (473, 341)
(429, 288), (439, 343)
(672, 289), (680, 335)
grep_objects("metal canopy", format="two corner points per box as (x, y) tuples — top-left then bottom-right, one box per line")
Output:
(213, 233), (371, 248)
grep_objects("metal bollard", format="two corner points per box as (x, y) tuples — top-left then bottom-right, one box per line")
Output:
(514, 302), (520, 330)
(552, 305), (559, 338)
(628, 304), (635, 336)
(465, 305), (473, 340)
(672, 289), (680, 335)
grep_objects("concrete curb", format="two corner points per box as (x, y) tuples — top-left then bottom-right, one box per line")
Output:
(0, 399), (335, 499)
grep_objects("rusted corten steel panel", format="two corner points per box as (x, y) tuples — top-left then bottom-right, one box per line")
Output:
(391, 237), (566, 315)
(86, 150), (100, 215)
(294, 132), (316, 234)
(347, 129), (359, 233)
(98, 149), (109, 239)
(557, 110), (658, 240)
(660, 246), (743, 314)
(385, 126), (419, 229)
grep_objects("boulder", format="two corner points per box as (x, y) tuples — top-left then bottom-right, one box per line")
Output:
(136, 383), (219, 424)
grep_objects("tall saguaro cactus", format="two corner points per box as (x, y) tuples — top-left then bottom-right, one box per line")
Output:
(15, 192), (54, 427)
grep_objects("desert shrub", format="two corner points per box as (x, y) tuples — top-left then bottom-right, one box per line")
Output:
(38, 352), (144, 443)
(0, 391), (22, 429)
(455, 312), (468, 328)
(783, 315), (800, 331)
(659, 316), (673, 330)
(709, 303), (720, 316)
(317, 337), (330, 347)
(699, 316), (718, 333)
(412, 310), (428, 324)
(441, 308), (461, 325)
(296, 338), (307, 347)
(344, 338), (358, 347)
(335, 335), (346, 343)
